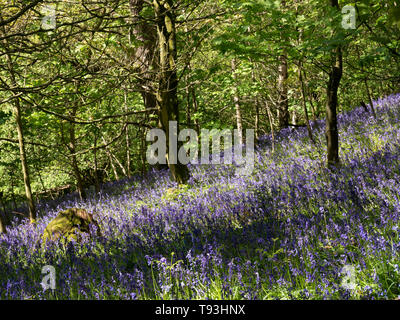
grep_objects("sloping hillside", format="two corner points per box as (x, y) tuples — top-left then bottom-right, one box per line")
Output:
(1, 94), (400, 300)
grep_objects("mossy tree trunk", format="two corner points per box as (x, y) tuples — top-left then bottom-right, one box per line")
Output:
(154, 0), (189, 184)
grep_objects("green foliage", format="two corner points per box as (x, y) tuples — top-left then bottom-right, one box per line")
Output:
(0, 0), (399, 211)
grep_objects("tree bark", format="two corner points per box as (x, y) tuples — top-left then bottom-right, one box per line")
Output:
(231, 58), (243, 144)
(93, 128), (100, 194)
(124, 91), (131, 177)
(250, 61), (260, 141)
(356, 46), (377, 118)
(154, 0), (189, 184)
(14, 100), (36, 222)
(299, 63), (315, 143)
(68, 106), (87, 200)
(2, 32), (36, 222)
(278, 0), (289, 129)
(326, 0), (343, 168)
(265, 100), (275, 152)
(0, 193), (6, 233)
(101, 136), (121, 180)
(364, 77), (376, 117)
(278, 54), (289, 129)
(192, 87), (200, 135)
(255, 100), (260, 141)
(130, 0), (158, 114)
(0, 212), (6, 234)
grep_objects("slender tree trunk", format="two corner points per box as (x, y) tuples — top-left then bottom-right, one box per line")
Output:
(265, 100), (275, 152)
(130, 0), (158, 115)
(68, 106), (86, 200)
(255, 101), (260, 141)
(112, 151), (127, 176)
(2, 40), (36, 222)
(101, 136), (121, 180)
(250, 60), (259, 141)
(0, 194), (7, 218)
(183, 15), (192, 129)
(363, 78), (376, 118)
(154, 0), (189, 184)
(326, 0), (343, 167)
(278, 0), (289, 129)
(309, 96), (318, 121)
(34, 161), (51, 200)
(0, 194), (6, 233)
(106, 150), (120, 180)
(0, 212), (6, 234)
(185, 74), (192, 128)
(231, 58), (243, 144)
(10, 177), (17, 211)
(299, 63), (315, 143)
(356, 47), (377, 118)
(93, 128), (100, 194)
(124, 91), (131, 177)
(141, 127), (147, 176)
(278, 53), (289, 129)
(14, 101), (36, 222)
(310, 90), (320, 121)
(192, 88), (200, 135)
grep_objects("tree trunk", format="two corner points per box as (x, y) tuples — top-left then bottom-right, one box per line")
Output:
(278, 53), (289, 129)
(124, 90), (132, 177)
(326, 0), (343, 168)
(154, 0), (189, 184)
(299, 63), (315, 143)
(250, 61), (260, 141)
(231, 58), (243, 144)
(0, 194), (6, 233)
(0, 212), (6, 234)
(141, 127), (147, 176)
(14, 101), (36, 222)
(3, 41), (36, 223)
(130, 0), (158, 114)
(278, 0), (289, 129)
(68, 106), (86, 200)
(185, 73), (192, 128)
(363, 77), (377, 118)
(265, 100), (275, 152)
(10, 177), (17, 212)
(356, 46), (377, 118)
(0, 194), (7, 219)
(255, 100), (260, 142)
(101, 135), (127, 177)
(106, 150), (120, 180)
(93, 128), (100, 194)
(192, 87), (200, 135)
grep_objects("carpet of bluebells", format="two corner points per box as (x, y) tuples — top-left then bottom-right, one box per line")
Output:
(1, 94), (400, 300)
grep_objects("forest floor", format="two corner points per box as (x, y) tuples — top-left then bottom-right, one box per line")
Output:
(1, 94), (400, 300)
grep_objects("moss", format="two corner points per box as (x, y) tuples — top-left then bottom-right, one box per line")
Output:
(162, 184), (191, 201)
(42, 208), (97, 244)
